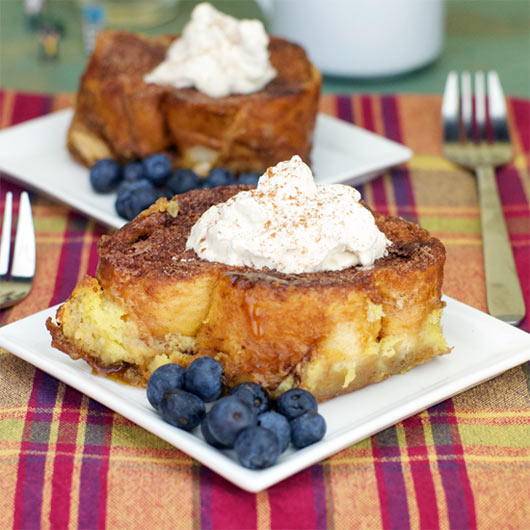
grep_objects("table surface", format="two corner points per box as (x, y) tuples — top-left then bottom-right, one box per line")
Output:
(1, 0), (530, 97)
(0, 89), (529, 529)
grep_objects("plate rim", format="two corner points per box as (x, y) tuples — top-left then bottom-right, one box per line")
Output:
(0, 295), (529, 492)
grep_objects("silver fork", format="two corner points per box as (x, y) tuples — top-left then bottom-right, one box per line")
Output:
(442, 71), (525, 325)
(0, 191), (36, 309)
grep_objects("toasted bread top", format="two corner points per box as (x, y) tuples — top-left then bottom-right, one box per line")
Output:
(82, 31), (317, 101)
(96, 186), (445, 297)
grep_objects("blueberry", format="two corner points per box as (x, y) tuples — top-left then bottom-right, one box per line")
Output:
(156, 186), (175, 200)
(290, 411), (326, 448)
(167, 169), (201, 194)
(159, 389), (205, 431)
(234, 426), (280, 469)
(276, 388), (318, 420)
(204, 168), (235, 188)
(123, 161), (145, 182)
(184, 356), (223, 402)
(200, 414), (224, 448)
(115, 179), (158, 220)
(203, 396), (257, 448)
(229, 382), (270, 415)
(147, 363), (186, 411)
(238, 172), (260, 187)
(258, 411), (291, 453)
(89, 158), (122, 192)
(143, 154), (172, 186)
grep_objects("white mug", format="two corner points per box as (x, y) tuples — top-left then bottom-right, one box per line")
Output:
(256, 0), (445, 78)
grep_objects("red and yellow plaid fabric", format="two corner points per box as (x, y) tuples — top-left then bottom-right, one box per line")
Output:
(0, 90), (529, 529)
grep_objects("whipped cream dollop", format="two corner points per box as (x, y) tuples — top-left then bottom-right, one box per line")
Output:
(186, 156), (391, 274)
(144, 2), (276, 98)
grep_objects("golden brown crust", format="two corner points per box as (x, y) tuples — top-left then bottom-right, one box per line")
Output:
(68, 31), (322, 172)
(48, 185), (450, 401)
(96, 185), (445, 292)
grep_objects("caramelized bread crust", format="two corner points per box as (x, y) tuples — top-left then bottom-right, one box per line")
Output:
(68, 31), (322, 173)
(47, 186), (451, 402)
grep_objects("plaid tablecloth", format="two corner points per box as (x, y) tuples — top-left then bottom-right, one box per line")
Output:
(1, 90), (529, 529)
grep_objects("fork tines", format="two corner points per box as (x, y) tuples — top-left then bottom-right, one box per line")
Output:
(442, 70), (510, 143)
(0, 191), (36, 280)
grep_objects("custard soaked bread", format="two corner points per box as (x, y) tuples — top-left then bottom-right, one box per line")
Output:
(47, 186), (451, 402)
(67, 31), (321, 173)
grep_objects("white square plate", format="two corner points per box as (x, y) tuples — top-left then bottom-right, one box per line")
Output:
(0, 296), (529, 492)
(0, 109), (412, 229)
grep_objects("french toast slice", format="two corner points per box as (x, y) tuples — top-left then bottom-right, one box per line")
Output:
(47, 186), (451, 402)
(68, 31), (321, 173)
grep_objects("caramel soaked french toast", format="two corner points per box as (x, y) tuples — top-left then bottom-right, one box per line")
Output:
(47, 186), (451, 402)
(67, 31), (321, 173)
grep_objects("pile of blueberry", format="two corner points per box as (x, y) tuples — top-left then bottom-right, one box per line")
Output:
(89, 154), (260, 221)
(147, 357), (326, 469)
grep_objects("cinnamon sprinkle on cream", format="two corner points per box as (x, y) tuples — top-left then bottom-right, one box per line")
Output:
(186, 155), (391, 273)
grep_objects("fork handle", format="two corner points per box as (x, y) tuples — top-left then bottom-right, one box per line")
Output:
(476, 165), (526, 325)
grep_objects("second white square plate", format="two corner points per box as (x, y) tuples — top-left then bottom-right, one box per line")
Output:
(0, 109), (412, 229)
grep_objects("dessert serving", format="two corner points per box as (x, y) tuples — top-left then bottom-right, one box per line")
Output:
(68, 3), (321, 174)
(47, 156), (451, 402)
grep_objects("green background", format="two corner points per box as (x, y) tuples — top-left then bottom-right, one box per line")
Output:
(1, 0), (529, 97)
